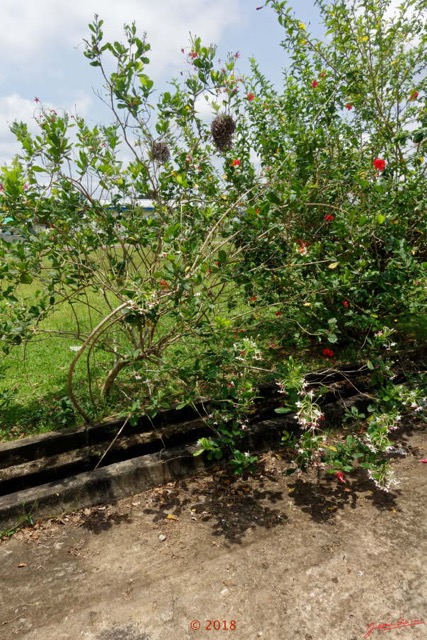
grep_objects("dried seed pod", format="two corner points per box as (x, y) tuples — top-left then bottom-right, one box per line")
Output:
(211, 114), (236, 152)
(151, 141), (170, 164)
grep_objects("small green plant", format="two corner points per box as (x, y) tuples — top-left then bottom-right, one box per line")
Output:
(0, 508), (35, 540)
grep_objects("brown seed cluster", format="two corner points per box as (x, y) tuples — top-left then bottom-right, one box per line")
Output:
(211, 114), (236, 152)
(151, 141), (171, 164)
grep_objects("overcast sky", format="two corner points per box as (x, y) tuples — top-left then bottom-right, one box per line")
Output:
(0, 0), (324, 165)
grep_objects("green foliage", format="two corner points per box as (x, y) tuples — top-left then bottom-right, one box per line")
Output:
(0, 1), (426, 487)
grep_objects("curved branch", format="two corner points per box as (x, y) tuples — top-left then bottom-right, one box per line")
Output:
(67, 301), (132, 422)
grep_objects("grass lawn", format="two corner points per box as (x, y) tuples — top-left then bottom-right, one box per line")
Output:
(1, 258), (426, 443)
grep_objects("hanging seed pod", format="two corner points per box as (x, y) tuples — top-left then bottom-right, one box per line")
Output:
(211, 114), (236, 152)
(151, 141), (171, 164)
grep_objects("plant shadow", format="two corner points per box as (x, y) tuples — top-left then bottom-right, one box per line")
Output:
(142, 460), (288, 544)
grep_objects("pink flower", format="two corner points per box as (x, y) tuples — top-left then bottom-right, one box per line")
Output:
(420, 459), (427, 463)
(312, 80), (319, 88)
(189, 51), (198, 59)
(373, 158), (386, 171)
(231, 159), (241, 167)
(324, 214), (334, 222)
(246, 93), (255, 102)
(322, 348), (334, 358)
(335, 471), (346, 483)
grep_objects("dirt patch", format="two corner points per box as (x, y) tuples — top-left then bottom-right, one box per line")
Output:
(0, 422), (426, 640)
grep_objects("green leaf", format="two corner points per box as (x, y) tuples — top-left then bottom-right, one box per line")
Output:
(218, 249), (227, 264)
(275, 407), (291, 414)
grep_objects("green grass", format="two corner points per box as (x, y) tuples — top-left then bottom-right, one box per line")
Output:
(2, 257), (425, 443)
(0, 262), (248, 439)
(0, 274), (117, 439)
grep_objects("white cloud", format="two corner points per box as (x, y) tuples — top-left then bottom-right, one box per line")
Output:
(0, 95), (36, 137)
(0, 92), (93, 166)
(0, 95), (37, 165)
(0, 0), (242, 76)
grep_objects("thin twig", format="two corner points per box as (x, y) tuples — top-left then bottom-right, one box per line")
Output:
(94, 414), (130, 470)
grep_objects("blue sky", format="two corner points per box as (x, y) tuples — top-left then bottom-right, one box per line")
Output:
(0, 0), (323, 165)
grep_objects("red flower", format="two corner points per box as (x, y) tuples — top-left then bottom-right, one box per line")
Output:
(246, 93), (255, 102)
(345, 103), (353, 110)
(324, 214), (334, 222)
(231, 159), (241, 167)
(275, 311), (282, 316)
(341, 300), (350, 308)
(335, 471), (346, 483)
(159, 279), (169, 289)
(249, 296), (258, 302)
(373, 158), (386, 171)
(312, 80), (319, 88)
(322, 348), (334, 358)
(420, 458), (427, 463)
(409, 90), (419, 101)
(297, 239), (309, 255)
(189, 51), (198, 59)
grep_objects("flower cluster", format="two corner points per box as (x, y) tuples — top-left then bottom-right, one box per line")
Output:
(322, 347), (334, 358)
(295, 386), (325, 430)
(373, 158), (386, 171)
